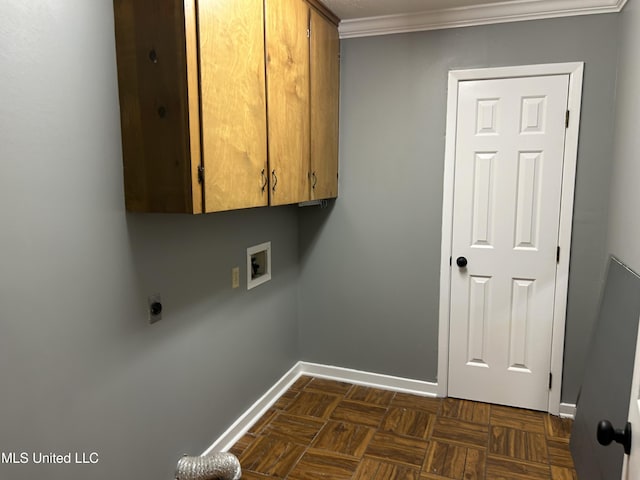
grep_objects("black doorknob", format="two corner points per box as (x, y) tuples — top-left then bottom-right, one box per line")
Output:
(456, 256), (468, 268)
(597, 419), (632, 455)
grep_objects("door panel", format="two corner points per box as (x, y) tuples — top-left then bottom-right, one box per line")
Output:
(199, 0), (268, 212)
(265, 0), (310, 206)
(310, 9), (339, 200)
(448, 75), (569, 411)
(467, 275), (490, 366)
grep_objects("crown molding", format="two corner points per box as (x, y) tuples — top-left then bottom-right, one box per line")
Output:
(338, 0), (627, 38)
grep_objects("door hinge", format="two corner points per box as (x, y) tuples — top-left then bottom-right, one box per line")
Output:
(549, 372), (553, 389)
(565, 110), (570, 128)
(556, 246), (560, 263)
(306, 28), (310, 38)
(197, 165), (204, 184)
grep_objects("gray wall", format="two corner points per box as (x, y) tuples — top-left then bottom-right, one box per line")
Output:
(298, 14), (620, 404)
(570, 3), (640, 476)
(0, 2), (299, 479)
(607, 0), (640, 271)
(0, 2), (628, 478)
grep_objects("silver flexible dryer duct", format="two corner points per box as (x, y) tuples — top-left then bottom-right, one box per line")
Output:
(175, 452), (241, 480)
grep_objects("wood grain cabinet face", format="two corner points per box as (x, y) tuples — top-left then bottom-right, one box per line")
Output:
(265, 0), (311, 206)
(310, 9), (340, 200)
(265, 0), (340, 206)
(199, 0), (269, 212)
(113, 0), (338, 213)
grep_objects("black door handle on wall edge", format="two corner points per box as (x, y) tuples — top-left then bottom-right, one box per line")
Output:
(597, 419), (632, 455)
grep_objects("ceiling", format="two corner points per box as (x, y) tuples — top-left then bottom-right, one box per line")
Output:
(323, 0), (627, 38)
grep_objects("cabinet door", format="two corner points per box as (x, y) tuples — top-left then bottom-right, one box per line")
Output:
(265, 0), (311, 206)
(310, 9), (339, 200)
(198, 0), (269, 212)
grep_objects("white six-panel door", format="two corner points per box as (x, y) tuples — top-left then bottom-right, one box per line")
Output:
(447, 74), (570, 411)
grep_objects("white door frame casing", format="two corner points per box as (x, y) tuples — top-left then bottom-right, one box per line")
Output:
(437, 62), (584, 415)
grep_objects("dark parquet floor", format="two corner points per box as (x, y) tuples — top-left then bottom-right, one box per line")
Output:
(229, 376), (576, 479)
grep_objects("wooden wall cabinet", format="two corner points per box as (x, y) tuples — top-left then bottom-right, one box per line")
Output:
(113, 0), (339, 214)
(265, 0), (340, 206)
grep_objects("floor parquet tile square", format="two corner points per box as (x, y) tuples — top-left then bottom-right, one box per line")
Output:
(311, 420), (376, 458)
(228, 432), (255, 457)
(489, 425), (548, 464)
(272, 389), (299, 410)
(547, 439), (575, 468)
(262, 412), (325, 445)
(422, 440), (486, 480)
(431, 416), (489, 448)
(229, 376), (577, 480)
(285, 390), (342, 419)
(331, 399), (387, 427)
(551, 465), (579, 480)
(392, 393), (442, 414)
(486, 455), (551, 480)
(305, 377), (354, 395)
(441, 398), (490, 424)
(289, 375), (313, 391)
(544, 414), (573, 442)
(353, 456), (421, 479)
(247, 408), (278, 435)
(346, 385), (395, 406)
(491, 404), (546, 434)
(286, 449), (359, 480)
(365, 431), (429, 467)
(239, 435), (305, 477)
(380, 406), (434, 439)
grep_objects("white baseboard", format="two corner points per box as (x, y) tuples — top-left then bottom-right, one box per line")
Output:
(297, 361), (439, 397)
(203, 360), (571, 455)
(203, 361), (438, 454)
(559, 402), (576, 419)
(202, 362), (304, 454)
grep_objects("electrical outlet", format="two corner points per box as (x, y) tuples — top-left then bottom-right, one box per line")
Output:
(232, 267), (240, 289)
(148, 294), (162, 324)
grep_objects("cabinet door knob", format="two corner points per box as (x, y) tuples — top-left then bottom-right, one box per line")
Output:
(311, 172), (317, 189)
(272, 170), (277, 192)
